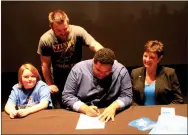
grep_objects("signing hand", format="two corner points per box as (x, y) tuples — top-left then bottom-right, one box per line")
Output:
(85, 105), (100, 117)
(49, 85), (59, 94)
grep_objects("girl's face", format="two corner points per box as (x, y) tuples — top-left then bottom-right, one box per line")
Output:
(21, 69), (37, 89)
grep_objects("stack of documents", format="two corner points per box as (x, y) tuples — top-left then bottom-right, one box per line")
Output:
(149, 107), (187, 134)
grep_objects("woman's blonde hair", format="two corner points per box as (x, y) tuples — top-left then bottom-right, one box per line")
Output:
(18, 63), (41, 89)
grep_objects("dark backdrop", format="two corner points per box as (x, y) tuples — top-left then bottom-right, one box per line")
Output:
(1, 1), (188, 108)
(2, 1), (188, 72)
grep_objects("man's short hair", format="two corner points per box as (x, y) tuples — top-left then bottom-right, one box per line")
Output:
(94, 48), (115, 65)
(48, 10), (69, 27)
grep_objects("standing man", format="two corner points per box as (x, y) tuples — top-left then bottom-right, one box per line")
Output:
(37, 10), (103, 108)
(62, 48), (132, 122)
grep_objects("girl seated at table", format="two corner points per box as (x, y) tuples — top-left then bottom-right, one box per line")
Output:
(131, 40), (184, 105)
(4, 63), (53, 118)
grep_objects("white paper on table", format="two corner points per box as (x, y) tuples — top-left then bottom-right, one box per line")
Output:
(149, 115), (187, 134)
(76, 114), (105, 129)
(161, 107), (175, 116)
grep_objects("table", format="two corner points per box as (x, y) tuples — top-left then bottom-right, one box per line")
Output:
(2, 104), (187, 134)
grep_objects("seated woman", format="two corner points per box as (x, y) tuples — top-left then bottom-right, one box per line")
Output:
(4, 63), (53, 118)
(131, 40), (184, 105)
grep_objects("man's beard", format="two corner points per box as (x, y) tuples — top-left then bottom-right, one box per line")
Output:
(59, 33), (69, 41)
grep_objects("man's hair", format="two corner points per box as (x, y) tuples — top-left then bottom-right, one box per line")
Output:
(18, 63), (41, 89)
(48, 10), (69, 27)
(94, 48), (115, 65)
(144, 40), (164, 58)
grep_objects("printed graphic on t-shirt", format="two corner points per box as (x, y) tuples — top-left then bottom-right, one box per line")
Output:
(17, 96), (39, 109)
(53, 38), (76, 69)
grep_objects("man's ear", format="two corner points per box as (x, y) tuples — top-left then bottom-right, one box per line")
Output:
(49, 24), (52, 28)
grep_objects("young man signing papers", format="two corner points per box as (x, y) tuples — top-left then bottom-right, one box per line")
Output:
(62, 48), (132, 122)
